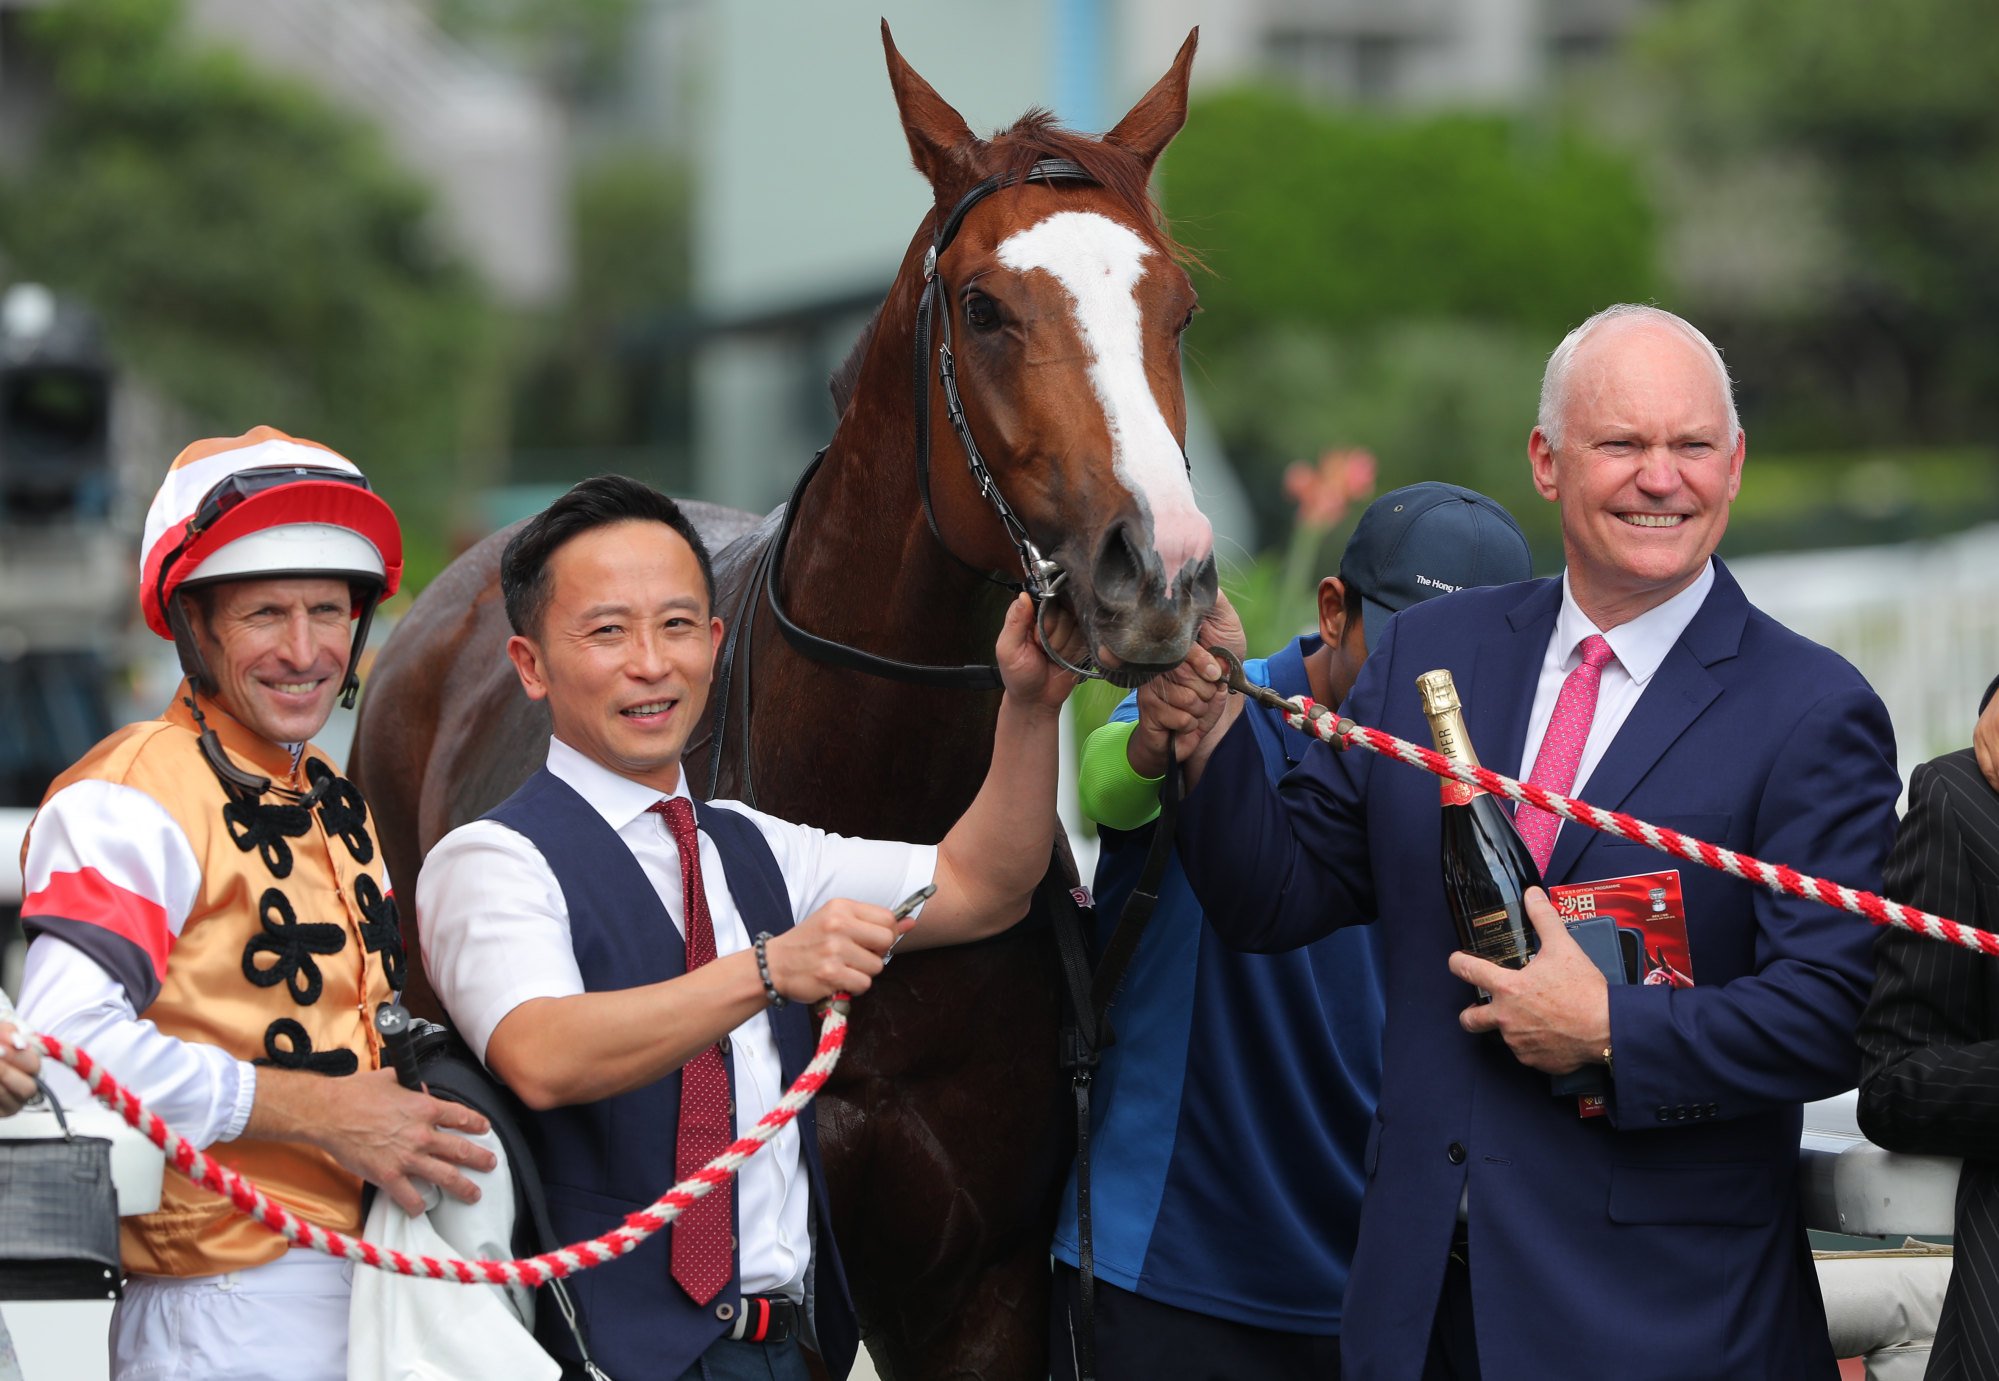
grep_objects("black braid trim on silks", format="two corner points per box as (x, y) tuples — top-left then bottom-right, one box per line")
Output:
(253, 1017), (360, 1077)
(222, 797), (314, 877)
(306, 759), (375, 865)
(354, 874), (405, 994)
(241, 888), (347, 1006)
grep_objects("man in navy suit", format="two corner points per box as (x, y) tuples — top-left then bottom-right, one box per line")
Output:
(1140, 304), (1901, 1380)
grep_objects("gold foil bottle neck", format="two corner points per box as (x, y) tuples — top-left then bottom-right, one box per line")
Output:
(1417, 669), (1461, 717)
(1419, 669), (1480, 769)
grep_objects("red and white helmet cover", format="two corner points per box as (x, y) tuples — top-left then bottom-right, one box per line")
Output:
(139, 426), (403, 639)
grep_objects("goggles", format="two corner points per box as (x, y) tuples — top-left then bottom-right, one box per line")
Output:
(187, 465), (373, 539)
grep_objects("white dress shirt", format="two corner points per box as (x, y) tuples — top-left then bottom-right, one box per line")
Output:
(1515, 561), (1716, 852)
(415, 736), (936, 1301)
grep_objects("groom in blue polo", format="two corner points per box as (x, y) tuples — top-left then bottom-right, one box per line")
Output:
(417, 476), (1079, 1380)
(1052, 483), (1532, 1379)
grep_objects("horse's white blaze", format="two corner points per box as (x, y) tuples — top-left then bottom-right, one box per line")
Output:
(997, 211), (1211, 584)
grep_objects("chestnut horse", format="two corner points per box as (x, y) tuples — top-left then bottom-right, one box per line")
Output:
(353, 27), (1214, 1378)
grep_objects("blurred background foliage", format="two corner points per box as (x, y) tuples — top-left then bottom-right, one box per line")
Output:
(4, 0), (1997, 593)
(508, 147), (694, 468)
(0, 0), (503, 585)
(1160, 89), (1655, 557)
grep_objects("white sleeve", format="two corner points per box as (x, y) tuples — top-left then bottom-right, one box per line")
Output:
(16, 780), (255, 1146)
(415, 821), (585, 1064)
(17, 936), (256, 1147)
(713, 804), (937, 926)
(20, 780), (203, 1007)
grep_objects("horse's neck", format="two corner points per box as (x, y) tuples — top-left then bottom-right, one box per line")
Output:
(746, 402), (1014, 843)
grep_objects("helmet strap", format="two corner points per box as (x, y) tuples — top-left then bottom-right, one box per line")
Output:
(340, 586), (383, 710)
(165, 590), (220, 698)
(182, 687), (275, 802)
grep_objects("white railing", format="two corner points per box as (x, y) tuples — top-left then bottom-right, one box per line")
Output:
(0, 809), (26, 906)
(1730, 524), (1999, 779)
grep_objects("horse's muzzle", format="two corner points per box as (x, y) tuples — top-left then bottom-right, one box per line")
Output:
(1075, 518), (1219, 684)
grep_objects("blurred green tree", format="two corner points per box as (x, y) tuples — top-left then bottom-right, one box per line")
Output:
(433, 0), (644, 107)
(0, 0), (500, 585)
(508, 145), (695, 482)
(1158, 87), (1656, 554)
(1634, 0), (1999, 452)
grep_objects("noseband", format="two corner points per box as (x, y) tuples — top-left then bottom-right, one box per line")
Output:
(765, 157), (1119, 690)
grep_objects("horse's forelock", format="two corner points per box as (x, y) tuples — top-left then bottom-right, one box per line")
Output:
(828, 113), (1194, 419)
(986, 111), (1195, 267)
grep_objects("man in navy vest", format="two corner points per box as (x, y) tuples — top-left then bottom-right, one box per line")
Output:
(416, 476), (1081, 1381)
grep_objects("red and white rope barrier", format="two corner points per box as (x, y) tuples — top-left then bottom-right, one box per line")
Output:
(1264, 691), (1999, 958)
(33, 685), (1991, 1282)
(35, 1001), (851, 1286)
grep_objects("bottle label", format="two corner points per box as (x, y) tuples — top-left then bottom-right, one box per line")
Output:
(1466, 905), (1532, 964)
(1439, 778), (1486, 807)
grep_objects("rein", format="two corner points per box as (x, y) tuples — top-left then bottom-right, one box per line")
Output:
(763, 450), (1006, 691)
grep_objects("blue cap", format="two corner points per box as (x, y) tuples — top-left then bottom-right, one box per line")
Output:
(1339, 482), (1532, 634)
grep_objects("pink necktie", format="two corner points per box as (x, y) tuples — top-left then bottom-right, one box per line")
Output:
(650, 797), (733, 1306)
(1516, 634), (1617, 874)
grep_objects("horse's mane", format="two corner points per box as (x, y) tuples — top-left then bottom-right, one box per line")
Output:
(829, 302), (884, 418)
(828, 110), (1192, 418)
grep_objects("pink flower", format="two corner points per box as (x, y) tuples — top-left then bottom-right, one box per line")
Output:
(1284, 448), (1378, 529)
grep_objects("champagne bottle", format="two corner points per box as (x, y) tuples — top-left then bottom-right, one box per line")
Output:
(1418, 669), (1541, 996)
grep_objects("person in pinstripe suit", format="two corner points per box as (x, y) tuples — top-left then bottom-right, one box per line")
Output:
(1857, 674), (1999, 1379)
(1976, 679), (1999, 791)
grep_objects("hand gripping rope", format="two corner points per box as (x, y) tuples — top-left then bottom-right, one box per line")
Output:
(31, 999), (854, 1287)
(1207, 646), (1999, 959)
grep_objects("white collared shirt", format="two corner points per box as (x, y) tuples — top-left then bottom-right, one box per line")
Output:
(416, 736), (936, 1300)
(1514, 562), (1716, 851)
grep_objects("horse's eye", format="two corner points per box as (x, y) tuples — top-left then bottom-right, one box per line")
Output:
(966, 295), (1001, 332)
(1178, 305), (1197, 334)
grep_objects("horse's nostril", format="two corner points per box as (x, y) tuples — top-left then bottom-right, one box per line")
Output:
(1185, 552), (1219, 605)
(1092, 520), (1148, 607)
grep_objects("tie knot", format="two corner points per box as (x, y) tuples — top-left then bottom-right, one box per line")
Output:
(650, 796), (699, 848)
(1579, 634), (1615, 672)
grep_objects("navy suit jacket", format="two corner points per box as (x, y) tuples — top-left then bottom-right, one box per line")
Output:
(1179, 560), (1899, 1381)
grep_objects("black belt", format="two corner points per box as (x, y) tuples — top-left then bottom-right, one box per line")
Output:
(726, 1294), (800, 1345)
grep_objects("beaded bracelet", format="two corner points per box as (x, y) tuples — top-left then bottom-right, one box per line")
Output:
(753, 932), (787, 1008)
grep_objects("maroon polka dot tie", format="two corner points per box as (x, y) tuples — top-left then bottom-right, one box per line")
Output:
(651, 797), (733, 1306)
(1516, 634), (1617, 875)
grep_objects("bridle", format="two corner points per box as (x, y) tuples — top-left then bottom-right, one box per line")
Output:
(764, 157), (1120, 691)
(711, 158), (1173, 801)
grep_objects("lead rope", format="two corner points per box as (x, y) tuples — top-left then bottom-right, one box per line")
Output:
(1210, 648), (1999, 956)
(30, 1000), (855, 1288)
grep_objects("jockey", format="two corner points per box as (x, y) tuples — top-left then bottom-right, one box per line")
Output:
(15, 428), (496, 1381)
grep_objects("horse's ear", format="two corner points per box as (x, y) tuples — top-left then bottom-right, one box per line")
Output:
(882, 20), (979, 200)
(1104, 28), (1198, 173)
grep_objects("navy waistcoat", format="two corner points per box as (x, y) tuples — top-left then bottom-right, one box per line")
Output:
(484, 769), (858, 1380)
